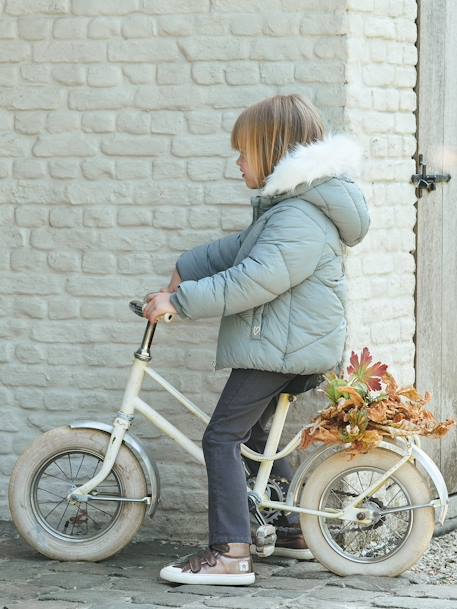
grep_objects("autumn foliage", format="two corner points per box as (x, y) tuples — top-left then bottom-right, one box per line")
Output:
(300, 347), (456, 455)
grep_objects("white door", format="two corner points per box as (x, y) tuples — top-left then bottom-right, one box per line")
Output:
(416, 0), (457, 492)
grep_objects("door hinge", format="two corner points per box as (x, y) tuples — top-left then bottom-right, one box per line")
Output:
(412, 154), (451, 198)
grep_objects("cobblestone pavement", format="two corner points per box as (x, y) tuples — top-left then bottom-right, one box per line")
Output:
(1, 521), (457, 609)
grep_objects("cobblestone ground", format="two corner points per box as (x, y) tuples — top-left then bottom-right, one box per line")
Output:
(1, 521), (457, 609)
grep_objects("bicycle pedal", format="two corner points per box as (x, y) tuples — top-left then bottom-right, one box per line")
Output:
(252, 524), (277, 557)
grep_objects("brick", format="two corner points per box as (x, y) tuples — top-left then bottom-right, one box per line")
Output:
(122, 64), (155, 84)
(48, 298), (79, 320)
(82, 251), (116, 274)
(81, 299), (114, 319)
(263, 14), (297, 36)
(51, 64), (85, 86)
(187, 159), (224, 181)
(81, 158), (115, 180)
(68, 182), (131, 205)
(117, 252), (154, 274)
(53, 17), (88, 38)
(32, 228), (97, 251)
(87, 17), (121, 39)
(81, 112), (116, 133)
(172, 135), (232, 157)
(250, 38), (313, 60)
(33, 41), (105, 63)
(157, 63), (190, 85)
(118, 207), (152, 226)
(191, 62), (225, 85)
(33, 134), (98, 157)
(72, 0), (138, 15)
(49, 207), (82, 228)
(0, 87), (62, 110)
(101, 135), (167, 156)
(108, 40), (179, 62)
(157, 15), (193, 36)
(0, 19), (17, 39)
(212, 0), (280, 10)
(122, 15), (156, 38)
(150, 111), (183, 134)
(47, 250), (81, 272)
(98, 228), (166, 251)
(180, 37), (249, 61)
(152, 159), (186, 179)
(48, 160), (80, 179)
(153, 207), (186, 229)
(142, 0), (210, 14)
(5, 0), (69, 15)
(87, 65), (122, 87)
(260, 62), (294, 85)
(116, 160), (150, 180)
(13, 161), (46, 179)
(83, 207), (115, 228)
(0, 133), (28, 157)
(188, 207), (220, 229)
(0, 65), (17, 86)
(185, 111), (220, 135)
(46, 111), (80, 133)
(0, 161), (10, 178)
(17, 16), (51, 39)
(229, 15), (263, 36)
(20, 63), (50, 84)
(225, 62), (259, 85)
(10, 248), (47, 272)
(116, 111), (150, 134)
(69, 88), (132, 110)
(0, 273), (61, 294)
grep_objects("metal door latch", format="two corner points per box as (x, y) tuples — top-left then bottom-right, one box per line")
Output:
(411, 154), (451, 197)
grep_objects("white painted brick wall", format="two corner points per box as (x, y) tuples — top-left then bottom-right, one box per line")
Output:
(0, 0), (417, 542)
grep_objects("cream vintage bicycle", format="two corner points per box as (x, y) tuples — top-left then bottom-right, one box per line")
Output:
(8, 295), (449, 576)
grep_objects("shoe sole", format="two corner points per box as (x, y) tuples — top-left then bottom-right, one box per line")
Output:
(250, 546), (314, 560)
(273, 547), (314, 560)
(160, 566), (255, 585)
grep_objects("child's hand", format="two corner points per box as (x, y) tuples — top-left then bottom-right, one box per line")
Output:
(143, 292), (177, 324)
(160, 268), (181, 293)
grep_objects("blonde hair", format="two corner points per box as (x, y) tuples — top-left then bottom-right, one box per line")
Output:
(231, 94), (326, 189)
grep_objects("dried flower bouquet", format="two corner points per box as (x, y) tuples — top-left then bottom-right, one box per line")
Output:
(300, 347), (456, 456)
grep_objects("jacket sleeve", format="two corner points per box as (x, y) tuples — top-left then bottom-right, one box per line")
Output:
(171, 207), (326, 320)
(175, 228), (248, 281)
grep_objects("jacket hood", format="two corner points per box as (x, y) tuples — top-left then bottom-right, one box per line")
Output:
(250, 132), (370, 247)
(260, 132), (363, 197)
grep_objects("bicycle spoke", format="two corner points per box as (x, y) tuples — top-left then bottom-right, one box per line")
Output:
(34, 451), (121, 541)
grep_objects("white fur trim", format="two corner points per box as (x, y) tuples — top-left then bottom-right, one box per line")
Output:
(260, 132), (363, 197)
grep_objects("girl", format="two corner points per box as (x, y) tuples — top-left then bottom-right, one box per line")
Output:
(143, 94), (370, 585)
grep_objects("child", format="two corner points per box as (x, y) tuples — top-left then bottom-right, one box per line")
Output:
(143, 94), (370, 585)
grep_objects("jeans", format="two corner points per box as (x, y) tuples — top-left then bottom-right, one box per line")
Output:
(201, 368), (323, 546)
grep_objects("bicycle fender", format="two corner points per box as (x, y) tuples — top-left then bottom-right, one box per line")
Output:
(287, 439), (448, 525)
(69, 421), (161, 518)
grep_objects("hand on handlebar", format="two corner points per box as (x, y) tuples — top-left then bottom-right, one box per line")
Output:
(143, 292), (177, 324)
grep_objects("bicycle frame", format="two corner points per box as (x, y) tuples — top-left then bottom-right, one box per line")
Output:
(69, 318), (447, 527)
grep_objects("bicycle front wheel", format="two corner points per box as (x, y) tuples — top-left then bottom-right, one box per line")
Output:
(9, 426), (147, 561)
(299, 447), (434, 576)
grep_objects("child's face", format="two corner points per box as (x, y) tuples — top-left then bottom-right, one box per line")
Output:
(236, 152), (258, 189)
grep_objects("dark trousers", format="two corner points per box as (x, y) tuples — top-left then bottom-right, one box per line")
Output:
(202, 368), (323, 546)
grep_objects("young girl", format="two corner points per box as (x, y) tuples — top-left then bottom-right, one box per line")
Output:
(143, 94), (370, 585)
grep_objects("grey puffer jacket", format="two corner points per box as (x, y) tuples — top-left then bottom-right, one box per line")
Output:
(170, 133), (370, 375)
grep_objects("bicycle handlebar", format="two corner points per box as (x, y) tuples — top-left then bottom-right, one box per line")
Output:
(129, 297), (175, 323)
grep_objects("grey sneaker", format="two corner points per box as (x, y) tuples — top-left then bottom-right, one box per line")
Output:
(160, 542), (255, 585)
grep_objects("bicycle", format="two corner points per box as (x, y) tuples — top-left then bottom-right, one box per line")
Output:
(8, 295), (449, 576)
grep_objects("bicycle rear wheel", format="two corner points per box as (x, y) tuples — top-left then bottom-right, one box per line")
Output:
(299, 447), (434, 576)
